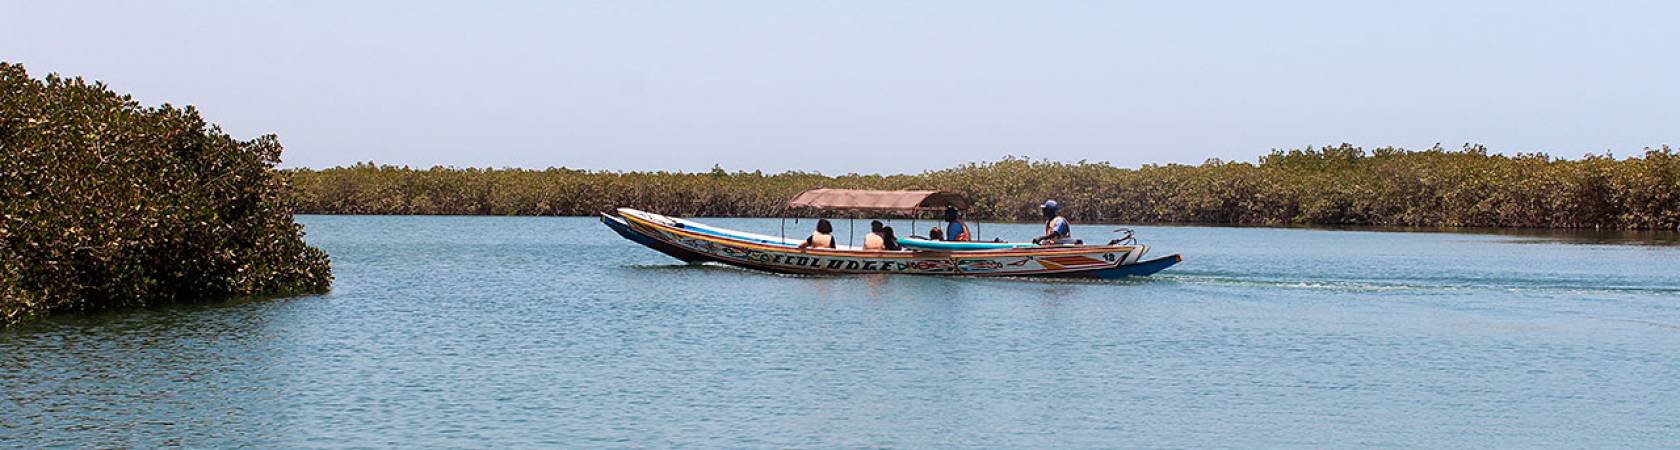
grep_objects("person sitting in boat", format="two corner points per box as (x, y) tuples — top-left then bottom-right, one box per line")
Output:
(880, 225), (903, 251)
(1031, 199), (1076, 245)
(941, 207), (971, 241)
(799, 219), (837, 249)
(863, 220), (887, 250)
(927, 226), (944, 241)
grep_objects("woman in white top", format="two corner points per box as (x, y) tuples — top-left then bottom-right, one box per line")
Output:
(798, 219), (837, 249)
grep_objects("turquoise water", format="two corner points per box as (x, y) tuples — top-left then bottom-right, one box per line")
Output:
(4, 215), (1679, 448)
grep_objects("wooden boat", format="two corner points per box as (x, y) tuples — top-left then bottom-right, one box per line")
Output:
(600, 189), (1181, 279)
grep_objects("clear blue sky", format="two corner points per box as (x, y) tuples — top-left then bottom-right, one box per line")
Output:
(3, 0), (1675, 173)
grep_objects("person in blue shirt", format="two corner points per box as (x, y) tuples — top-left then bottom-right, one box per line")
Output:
(941, 207), (971, 241)
(1031, 200), (1074, 245)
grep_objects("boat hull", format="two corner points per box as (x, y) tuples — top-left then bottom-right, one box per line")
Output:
(602, 209), (1180, 278)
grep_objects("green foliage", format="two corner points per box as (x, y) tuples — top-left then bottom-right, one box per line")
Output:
(288, 143), (1680, 231)
(1, 63), (332, 326)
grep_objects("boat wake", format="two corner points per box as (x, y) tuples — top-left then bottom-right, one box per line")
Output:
(1157, 273), (1680, 298)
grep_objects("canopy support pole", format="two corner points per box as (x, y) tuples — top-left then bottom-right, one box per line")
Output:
(778, 205), (788, 243)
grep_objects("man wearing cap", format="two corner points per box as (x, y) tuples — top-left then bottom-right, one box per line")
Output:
(1031, 200), (1074, 245)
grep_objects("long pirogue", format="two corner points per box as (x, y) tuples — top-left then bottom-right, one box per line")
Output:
(601, 189), (1181, 279)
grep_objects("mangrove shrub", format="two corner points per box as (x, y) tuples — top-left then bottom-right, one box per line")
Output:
(1, 63), (332, 326)
(288, 145), (1679, 231)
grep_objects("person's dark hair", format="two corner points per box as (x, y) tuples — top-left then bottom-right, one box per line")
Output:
(871, 220), (884, 232)
(816, 219), (833, 234)
(928, 227), (944, 240)
(944, 207), (960, 221)
(881, 226), (901, 250)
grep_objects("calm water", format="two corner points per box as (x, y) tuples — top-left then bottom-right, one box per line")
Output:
(4, 216), (1679, 448)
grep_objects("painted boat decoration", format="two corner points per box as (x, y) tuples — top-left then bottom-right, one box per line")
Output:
(600, 189), (1181, 279)
(895, 236), (1038, 251)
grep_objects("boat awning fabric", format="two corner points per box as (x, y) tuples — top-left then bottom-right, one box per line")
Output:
(785, 189), (970, 212)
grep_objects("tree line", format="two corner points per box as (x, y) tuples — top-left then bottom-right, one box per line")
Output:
(287, 144), (1679, 230)
(2, 63), (332, 326)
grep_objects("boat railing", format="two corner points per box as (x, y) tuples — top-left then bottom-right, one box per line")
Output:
(1107, 228), (1137, 246)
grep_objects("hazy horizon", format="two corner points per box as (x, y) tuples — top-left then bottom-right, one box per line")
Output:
(275, 142), (1661, 176)
(4, 1), (1675, 174)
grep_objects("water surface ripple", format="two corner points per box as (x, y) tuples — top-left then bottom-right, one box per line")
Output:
(3, 216), (1678, 448)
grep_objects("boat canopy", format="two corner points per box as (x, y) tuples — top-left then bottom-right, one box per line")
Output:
(786, 188), (970, 212)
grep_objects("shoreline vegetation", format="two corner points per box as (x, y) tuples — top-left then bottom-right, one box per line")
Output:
(289, 145), (1679, 231)
(1, 63), (332, 327)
